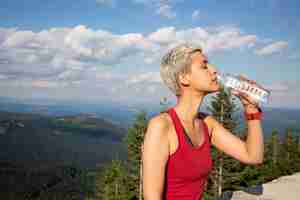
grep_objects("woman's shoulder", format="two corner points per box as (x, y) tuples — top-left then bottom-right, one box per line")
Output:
(144, 112), (172, 149)
(148, 111), (172, 131)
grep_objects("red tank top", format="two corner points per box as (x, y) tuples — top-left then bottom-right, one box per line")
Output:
(164, 108), (213, 200)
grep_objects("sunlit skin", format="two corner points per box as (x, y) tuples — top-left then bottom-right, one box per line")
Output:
(142, 51), (264, 200)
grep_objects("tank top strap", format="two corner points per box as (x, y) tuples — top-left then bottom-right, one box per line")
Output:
(167, 107), (186, 148)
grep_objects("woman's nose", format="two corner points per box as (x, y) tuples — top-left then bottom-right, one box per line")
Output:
(208, 64), (218, 75)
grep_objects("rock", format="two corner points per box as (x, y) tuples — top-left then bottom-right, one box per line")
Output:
(229, 173), (300, 200)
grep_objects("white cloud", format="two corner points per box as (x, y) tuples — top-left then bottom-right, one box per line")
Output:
(192, 10), (200, 20)
(0, 25), (155, 82)
(0, 28), (16, 44)
(0, 25), (262, 84)
(255, 41), (288, 56)
(205, 27), (257, 52)
(127, 71), (161, 84)
(0, 25), (293, 106)
(266, 82), (289, 92)
(2, 31), (35, 48)
(156, 3), (176, 19)
(148, 27), (177, 45)
(133, 0), (180, 19)
(264, 80), (300, 109)
(147, 26), (257, 54)
(0, 74), (7, 80)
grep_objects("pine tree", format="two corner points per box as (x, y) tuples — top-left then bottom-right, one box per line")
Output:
(297, 133), (300, 152)
(277, 128), (298, 175)
(271, 130), (279, 166)
(95, 111), (148, 200)
(206, 87), (240, 198)
(263, 129), (280, 181)
(207, 87), (239, 132)
(285, 129), (293, 163)
(265, 130), (279, 166)
(287, 129), (300, 172)
(95, 160), (133, 200)
(123, 111), (148, 200)
(296, 133), (300, 171)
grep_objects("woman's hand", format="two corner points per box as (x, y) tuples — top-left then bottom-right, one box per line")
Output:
(231, 75), (264, 113)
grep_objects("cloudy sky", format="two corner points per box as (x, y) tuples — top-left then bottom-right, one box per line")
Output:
(0, 0), (299, 109)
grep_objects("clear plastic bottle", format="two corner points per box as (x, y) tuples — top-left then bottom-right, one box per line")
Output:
(216, 73), (271, 104)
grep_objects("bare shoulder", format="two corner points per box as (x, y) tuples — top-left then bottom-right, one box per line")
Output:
(143, 112), (171, 156)
(147, 112), (172, 134)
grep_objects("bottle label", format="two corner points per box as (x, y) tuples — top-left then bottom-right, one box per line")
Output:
(224, 76), (270, 103)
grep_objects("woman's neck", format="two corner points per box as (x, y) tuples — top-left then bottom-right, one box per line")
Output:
(174, 92), (205, 123)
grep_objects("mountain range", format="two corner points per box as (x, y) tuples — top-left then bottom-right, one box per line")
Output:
(0, 96), (299, 169)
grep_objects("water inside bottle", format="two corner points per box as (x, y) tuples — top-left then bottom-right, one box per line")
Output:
(217, 74), (270, 103)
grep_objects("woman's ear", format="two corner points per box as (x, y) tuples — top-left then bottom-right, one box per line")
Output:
(178, 72), (190, 86)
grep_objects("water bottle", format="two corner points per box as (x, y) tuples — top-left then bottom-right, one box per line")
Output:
(216, 73), (271, 104)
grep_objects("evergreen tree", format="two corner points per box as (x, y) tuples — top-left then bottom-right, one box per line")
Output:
(277, 129), (299, 175)
(287, 130), (300, 172)
(124, 111), (148, 200)
(296, 133), (300, 171)
(285, 129), (293, 163)
(296, 133), (300, 153)
(207, 87), (239, 132)
(263, 129), (280, 181)
(95, 160), (133, 200)
(206, 87), (240, 198)
(270, 130), (279, 166)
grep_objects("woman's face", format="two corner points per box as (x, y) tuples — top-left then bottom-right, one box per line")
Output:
(179, 51), (219, 94)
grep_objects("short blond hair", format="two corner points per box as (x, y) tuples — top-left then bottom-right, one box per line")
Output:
(160, 43), (202, 96)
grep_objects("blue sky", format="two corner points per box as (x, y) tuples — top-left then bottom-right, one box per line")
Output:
(0, 0), (299, 109)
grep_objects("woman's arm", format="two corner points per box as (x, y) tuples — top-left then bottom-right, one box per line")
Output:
(142, 114), (170, 200)
(205, 86), (264, 165)
(205, 107), (264, 165)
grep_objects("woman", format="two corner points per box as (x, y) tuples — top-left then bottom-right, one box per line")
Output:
(142, 44), (264, 200)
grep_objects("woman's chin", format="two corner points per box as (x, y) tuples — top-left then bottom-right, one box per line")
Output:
(205, 88), (219, 95)
(210, 81), (220, 91)
(211, 85), (220, 92)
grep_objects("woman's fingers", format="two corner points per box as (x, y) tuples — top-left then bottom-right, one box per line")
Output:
(232, 89), (258, 106)
(231, 89), (239, 95)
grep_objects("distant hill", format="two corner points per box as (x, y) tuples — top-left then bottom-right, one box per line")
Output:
(1, 97), (300, 137)
(0, 97), (139, 129)
(261, 107), (300, 136)
(0, 97), (299, 199)
(0, 98), (300, 169)
(0, 105), (130, 199)
(231, 107), (300, 139)
(0, 111), (127, 168)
